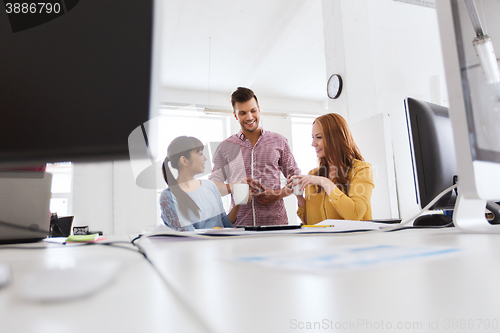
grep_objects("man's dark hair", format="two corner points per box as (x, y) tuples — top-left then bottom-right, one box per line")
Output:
(231, 87), (259, 109)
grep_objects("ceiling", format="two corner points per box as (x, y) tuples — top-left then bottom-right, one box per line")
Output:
(159, 0), (328, 102)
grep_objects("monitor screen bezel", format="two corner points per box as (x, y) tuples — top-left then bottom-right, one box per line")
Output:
(450, 0), (500, 165)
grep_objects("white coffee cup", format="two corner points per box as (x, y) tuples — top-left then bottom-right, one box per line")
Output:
(292, 178), (304, 196)
(233, 183), (250, 205)
(292, 183), (304, 196)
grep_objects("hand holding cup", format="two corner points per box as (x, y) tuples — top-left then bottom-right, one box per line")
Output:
(233, 183), (250, 205)
(287, 175), (304, 196)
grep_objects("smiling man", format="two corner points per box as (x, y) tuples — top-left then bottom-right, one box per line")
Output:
(209, 87), (301, 226)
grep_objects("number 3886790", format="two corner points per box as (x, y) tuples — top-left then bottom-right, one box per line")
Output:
(5, 2), (61, 14)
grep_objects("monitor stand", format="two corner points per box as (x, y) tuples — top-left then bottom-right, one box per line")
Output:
(453, 195), (500, 233)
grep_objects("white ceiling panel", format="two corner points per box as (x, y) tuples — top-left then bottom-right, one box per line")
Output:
(160, 0), (328, 101)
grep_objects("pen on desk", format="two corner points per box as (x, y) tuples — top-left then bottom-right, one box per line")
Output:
(302, 225), (334, 228)
(213, 227), (223, 229)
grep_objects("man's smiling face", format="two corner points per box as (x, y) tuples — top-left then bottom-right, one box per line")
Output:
(233, 98), (260, 133)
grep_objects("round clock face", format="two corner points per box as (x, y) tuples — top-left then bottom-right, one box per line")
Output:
(327, 74), (343, 99)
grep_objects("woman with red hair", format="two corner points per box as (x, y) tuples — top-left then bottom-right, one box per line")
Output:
(287, 113), (374, 224)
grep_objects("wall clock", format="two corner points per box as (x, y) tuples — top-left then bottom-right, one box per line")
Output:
(327, 74), (343, 99)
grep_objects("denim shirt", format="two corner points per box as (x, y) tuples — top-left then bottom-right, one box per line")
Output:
(160, 179), (233, 231)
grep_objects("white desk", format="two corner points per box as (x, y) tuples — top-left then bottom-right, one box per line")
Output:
(0, 237), (206, 333)
(2, 229), (500, 333)
(138, 228), (500, 333)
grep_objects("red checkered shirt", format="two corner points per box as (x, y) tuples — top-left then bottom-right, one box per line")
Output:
(209, 129), (300, 226)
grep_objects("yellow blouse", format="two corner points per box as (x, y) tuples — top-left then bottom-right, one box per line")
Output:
(297, 159), (374, 225)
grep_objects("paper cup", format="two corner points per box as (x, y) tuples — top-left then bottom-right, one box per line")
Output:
(233, 183), (249, 205)
(292, 183), (304, 196)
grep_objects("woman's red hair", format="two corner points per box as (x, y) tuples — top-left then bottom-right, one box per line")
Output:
(314, 113), (364, 194)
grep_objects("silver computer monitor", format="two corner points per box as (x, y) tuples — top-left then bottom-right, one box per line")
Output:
(436, 0), (500, 231)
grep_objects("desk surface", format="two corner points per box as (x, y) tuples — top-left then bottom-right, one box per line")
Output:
(0, 237), (206, 333)
(139, 228), (500, 333)
(2, 229), (500, 333)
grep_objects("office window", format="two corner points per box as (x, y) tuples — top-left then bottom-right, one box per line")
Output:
(291, 116), (319, 175)
(155, 111), (231, 223)
(156, 112), (229, 166)
(46, 162), (73, 217)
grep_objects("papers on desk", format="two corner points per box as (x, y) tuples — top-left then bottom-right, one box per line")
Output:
(234, 244), (461, 274)
(44, 234), (107, 245)
(145, 220), (395, 240)
(307, 219), (393, 231)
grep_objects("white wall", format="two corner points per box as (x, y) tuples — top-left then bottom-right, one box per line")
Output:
(351, 113), (398, 219)
(72, 160), (157, 235)
(322, 0), (447, 220)
(367, 0), (447, 220)
(72, 162), (113, 234)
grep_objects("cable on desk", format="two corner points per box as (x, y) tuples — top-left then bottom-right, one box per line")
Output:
(131, 234), (144, 245)
(323, 185), (457, 235)
(132, 238), (215, 333)
(321, 184), (458, 237)
(0, 240), (145, 258)
(385, 223), (454, 232)
(399, 183), (458, 227)
(373, 183), (458, 234)
(97, 242), (147, 257)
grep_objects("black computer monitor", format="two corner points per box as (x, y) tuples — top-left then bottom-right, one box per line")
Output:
(0, 0), (161, 166)
(405, 97), (457, 211)
(0, 1), (162, 243)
